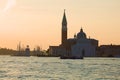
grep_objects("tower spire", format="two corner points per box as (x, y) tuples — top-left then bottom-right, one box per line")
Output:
(64, 9), (66, 12)
(61, 9), (67, 45)
(62, 9), (67, 25)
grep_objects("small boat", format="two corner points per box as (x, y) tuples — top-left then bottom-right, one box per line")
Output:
(60, 55), (83, 59)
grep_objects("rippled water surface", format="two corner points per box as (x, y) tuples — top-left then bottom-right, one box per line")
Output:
(0, 56), (120, 80)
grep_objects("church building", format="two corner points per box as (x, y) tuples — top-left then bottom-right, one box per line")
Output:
(49, 10), (98, 58)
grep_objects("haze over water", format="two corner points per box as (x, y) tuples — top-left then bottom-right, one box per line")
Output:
(0, 56), (120, 80)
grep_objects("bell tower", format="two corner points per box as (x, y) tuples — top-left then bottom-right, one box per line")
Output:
(62, 10), (67, 45)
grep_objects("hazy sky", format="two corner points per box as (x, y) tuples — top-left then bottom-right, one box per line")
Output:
(0, 0), (120, 50)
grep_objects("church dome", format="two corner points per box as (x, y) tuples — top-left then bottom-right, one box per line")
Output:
(77, 28), (86, 39)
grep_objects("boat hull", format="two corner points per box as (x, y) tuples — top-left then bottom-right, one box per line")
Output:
(60, 56), (83, 59)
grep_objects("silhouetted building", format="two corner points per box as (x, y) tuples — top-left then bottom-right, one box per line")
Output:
(25, 45), (30, 56)
(49, 10), (98, 58)
(98, 45), (120, 57)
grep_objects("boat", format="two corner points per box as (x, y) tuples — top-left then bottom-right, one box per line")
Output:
(60, 55), (83, 59)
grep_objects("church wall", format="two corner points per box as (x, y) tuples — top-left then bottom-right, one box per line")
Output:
(72, 43), (96, 57)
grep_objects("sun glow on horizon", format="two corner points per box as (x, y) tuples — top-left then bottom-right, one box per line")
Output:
(3, 0), (16, 13)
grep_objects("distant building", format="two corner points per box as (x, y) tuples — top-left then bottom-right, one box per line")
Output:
(98, 45), (120, 57)
(49, 10), (98, 58)
(25, 45), (30, 56)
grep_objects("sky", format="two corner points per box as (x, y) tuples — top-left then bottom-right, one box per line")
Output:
(0, 0), (120, 50)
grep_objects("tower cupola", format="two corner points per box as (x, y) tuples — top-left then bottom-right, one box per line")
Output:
(77, 28), (87, 39)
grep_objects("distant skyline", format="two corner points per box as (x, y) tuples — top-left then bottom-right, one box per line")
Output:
(0, 0), (120, 50)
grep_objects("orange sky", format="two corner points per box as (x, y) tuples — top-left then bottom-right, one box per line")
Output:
(0, 0), (120, 50)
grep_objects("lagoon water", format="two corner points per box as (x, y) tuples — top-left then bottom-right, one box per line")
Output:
(0, 56), (120, 80)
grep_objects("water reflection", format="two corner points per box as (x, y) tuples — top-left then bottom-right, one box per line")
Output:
(0, 56), (120, 80)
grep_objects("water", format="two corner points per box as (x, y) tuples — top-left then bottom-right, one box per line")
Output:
(0, 56), (120, 80)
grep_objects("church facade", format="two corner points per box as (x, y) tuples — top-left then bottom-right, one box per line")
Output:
(49, 11), (98, 57)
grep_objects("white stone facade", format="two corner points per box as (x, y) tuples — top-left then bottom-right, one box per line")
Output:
(72, 39), (96, 57)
